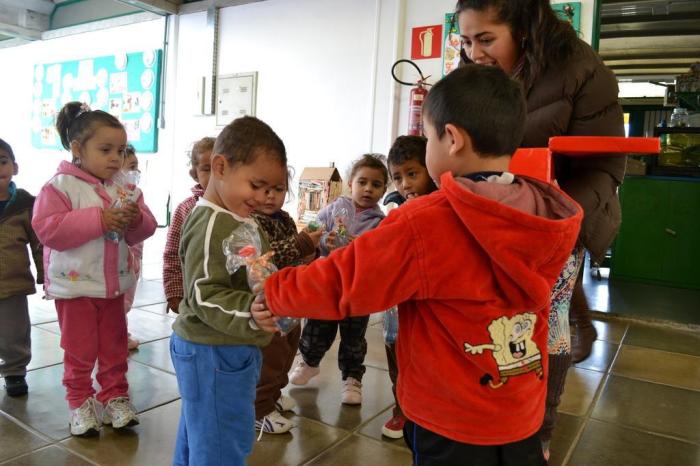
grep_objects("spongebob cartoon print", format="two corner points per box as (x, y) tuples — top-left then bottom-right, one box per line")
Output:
(464, 313), (544, 389)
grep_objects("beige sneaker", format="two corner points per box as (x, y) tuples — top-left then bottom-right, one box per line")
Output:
(255, 410), (295, 435)
(70, 397), (101, 436)
(289, 360), (320, 386)
(103, 397), (140, 429)
(274, 394), (297, 412)
(341, 377), (362, 405)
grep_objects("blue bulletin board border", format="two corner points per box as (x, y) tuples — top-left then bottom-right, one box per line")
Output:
(31, 50), (162, 153)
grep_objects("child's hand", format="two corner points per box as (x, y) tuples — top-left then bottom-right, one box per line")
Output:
(102, 207), (127, 232)
(250, 294), (278, 333)
(167, 297), (181, 314)
(324, 231), (338, 250)
(121, 201), (142, 228)
(303, 228), (325, 248)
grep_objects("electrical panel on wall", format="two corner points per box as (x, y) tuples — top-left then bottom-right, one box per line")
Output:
(216, 72), (258, 126)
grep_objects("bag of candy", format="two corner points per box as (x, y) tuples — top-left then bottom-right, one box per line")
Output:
(105, 169), (141, 242)
(223, 222), (300, 335)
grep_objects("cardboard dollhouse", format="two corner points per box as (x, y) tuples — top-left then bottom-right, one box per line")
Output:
(297, 166), (343, 225)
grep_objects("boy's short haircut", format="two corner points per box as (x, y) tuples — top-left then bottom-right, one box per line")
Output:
(388, 135), (427, 168)
(0, 138), (15, 162)
(214, 116), (286, 166)
(423, 64), (526, 157)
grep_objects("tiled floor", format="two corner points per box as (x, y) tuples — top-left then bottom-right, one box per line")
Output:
(2, 237), (700, 465)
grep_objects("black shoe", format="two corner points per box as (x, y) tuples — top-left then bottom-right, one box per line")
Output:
(4, 376), (28, 397)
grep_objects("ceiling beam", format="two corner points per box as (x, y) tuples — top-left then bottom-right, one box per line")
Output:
(0, 4), (49, 40)
(113, 0), (182, 15)
(607, 63), (696, 70)
(601, 18), (700, 38)
(179, 0), (267, 14)
(0, 0), (54, 15)
(601, 50), (700, 61)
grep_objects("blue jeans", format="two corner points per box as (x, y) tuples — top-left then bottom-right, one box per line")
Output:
(170, 332), (262, 466)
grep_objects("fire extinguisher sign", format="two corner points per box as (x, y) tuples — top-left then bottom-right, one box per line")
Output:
(411, 25), (443, 60)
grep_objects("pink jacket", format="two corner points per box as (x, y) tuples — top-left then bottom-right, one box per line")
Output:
(32, 161), (157, 299)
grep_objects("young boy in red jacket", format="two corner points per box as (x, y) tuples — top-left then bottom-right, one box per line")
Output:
(253, 65), (583, 466)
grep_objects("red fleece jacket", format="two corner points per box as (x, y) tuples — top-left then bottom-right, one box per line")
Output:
(264, 172), (582, 445)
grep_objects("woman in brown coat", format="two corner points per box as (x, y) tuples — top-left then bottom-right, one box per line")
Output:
(455, 0), (625, 459)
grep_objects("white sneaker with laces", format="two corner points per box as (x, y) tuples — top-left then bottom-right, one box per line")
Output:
(70, 397), (102, 436)
(341, 377), (362, 405)
(103, 397), (140, 429)
(255, 410), (295, 435)
(274, 395), (297, 412)
(289, 360), (320, 386)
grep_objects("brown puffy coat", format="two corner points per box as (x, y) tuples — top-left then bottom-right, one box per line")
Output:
(521, 39), (625, 263)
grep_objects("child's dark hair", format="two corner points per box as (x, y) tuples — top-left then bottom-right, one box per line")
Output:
(188, 136), (215, 180)
(213, 116), (286, 166)
(55, 101), (124, 151)
(423, 64), (525, 157)
(0, 138), (15, 162)
(388, 135), (427, 168)
(349, 153), (389, 186)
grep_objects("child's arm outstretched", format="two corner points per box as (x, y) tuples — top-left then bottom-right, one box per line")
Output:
(264, 210), (422, 320)
(163, 200), (192, 311)
(32, 184), (108, 251)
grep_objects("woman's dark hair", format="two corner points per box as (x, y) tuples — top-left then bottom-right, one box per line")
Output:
(0, 138), (15, 162)
(349, 153), (389, 186)
(188, 136), (215, 181)
(455, 0), (579, 88)
(423, 64), (526, 157)
(213, 116), (286, 166)
(388, 135), (427, 168)
(55, 101), (124, 151)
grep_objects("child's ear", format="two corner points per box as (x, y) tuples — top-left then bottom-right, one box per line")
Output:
(12, 163), (18, 176)
(69, 140), (82, 162)
(210, 154), (228, 179)
(444, 124), (466, 157)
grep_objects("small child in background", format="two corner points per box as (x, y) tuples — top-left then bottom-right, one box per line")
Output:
(381, 135), (437, 439)
(251, 169), (324, 434)
(288, 154), (388, 405)
(163, 137), (214, 314)
(121, 145), (142, 350)
(32, 102), (157, 436)
(169, 116), (288, 464)
(0, 138), (43, 397)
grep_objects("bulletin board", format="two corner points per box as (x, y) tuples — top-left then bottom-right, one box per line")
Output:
(31, 50), (163, 153)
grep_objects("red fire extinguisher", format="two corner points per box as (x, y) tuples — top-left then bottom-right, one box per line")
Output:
(392, 59), (432, 136)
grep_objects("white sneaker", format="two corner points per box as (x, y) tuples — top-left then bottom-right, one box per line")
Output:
(255, 410), (295, 434)
(341, 377), (362, 405)
(103, 397), (140, 429)
(274, 395), (297, 413)
(289, 360), (320, 386)
(70, 397), (101, 436)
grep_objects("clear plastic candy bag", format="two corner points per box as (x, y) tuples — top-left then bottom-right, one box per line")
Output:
(383, 306), (399, 344)
(222, 223), (300, 335)
(321, 206), (353, 250)
(105, 170), (141, 242)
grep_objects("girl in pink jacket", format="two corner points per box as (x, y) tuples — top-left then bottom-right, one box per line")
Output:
(32, 102), (157, 437)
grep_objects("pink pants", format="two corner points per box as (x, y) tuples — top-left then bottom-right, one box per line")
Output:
(56, 296), (129, 409)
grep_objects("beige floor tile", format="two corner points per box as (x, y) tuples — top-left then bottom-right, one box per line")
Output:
(548, 413), (583, 466)
(134, 303), (170, 316)
(0, 361), (180, 440)
(61, 400), (179, 466)
(623, 324), (700, 357)
(26, 294), (56, 314)
(249, 416), (349, 466)
(27, 305), (57, 325)
(612, 345), (700, 391)
(573, 340), (618, 373)
(26, 327), (63, 372)
(558, 367), (605, 417)
(128, 338), (174, 374)
(305, 434), (413, 466)
(283, 355), (394, 432)
(131, 280), (166, 308)
(35, 321), (60, 335)
(356, 408), (408, 449)
(125, 309), (174, 344)
(568, 419), (700, 466)
(592, 319), (628, 344)
(0, 413), (50, 462)
(592, 375), (700, 443)
(0, 445), (97, 466)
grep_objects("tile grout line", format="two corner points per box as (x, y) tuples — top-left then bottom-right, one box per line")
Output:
(582, 416), (700, 447)
(561, 324), (629, 466)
